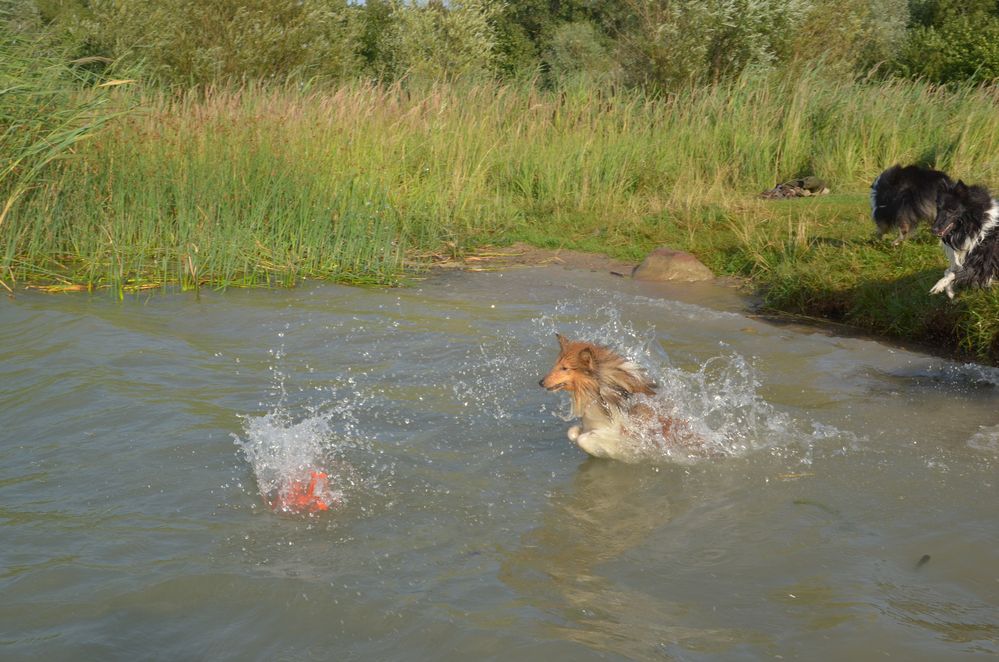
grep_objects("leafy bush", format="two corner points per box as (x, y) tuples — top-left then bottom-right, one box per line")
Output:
(13, 0), (999, 89)
(86, 0), (360, 85)
(894, 1), (999, 84)
(788, 0), (908, 76)
(544, 21), (619, 85)
(377, 0), (501, 80)
(610, 0), (813, 89)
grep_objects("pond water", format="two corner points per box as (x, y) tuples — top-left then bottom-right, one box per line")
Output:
(2, 267), (997, 661)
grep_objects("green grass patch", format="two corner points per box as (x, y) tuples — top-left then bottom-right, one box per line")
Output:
(3, 75), (999, 359)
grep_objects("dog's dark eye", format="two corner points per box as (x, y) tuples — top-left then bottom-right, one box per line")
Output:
(561, 366), (569, 371)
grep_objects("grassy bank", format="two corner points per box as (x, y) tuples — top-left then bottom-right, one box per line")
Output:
(653, 195), (999, 360)
(3, 75), (999, 358)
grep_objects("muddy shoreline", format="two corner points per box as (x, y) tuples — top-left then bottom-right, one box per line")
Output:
(438, 242), (986, 366)
(429, 242), (640, 276)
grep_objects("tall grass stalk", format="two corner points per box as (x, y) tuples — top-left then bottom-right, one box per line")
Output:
(0, 35), (130, 281)
(5, 72), (999, 355)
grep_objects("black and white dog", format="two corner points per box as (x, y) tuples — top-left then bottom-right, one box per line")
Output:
(870, 164), (953, 245)
(930, 180), (999, 299)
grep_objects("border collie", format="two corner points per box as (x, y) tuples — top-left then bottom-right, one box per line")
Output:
(930, 180), (999, 298)
(871, 164), (953, 245)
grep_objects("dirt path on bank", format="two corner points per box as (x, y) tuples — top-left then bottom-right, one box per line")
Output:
(429, 242), (638, 277)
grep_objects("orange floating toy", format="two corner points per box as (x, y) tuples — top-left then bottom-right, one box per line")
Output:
(267, 470), (335, 514)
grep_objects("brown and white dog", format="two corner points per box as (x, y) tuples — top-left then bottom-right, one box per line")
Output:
(539, 333), (690, 461)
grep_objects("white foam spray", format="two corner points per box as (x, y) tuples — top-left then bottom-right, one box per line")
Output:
(533, 301), (856, 463)
(232, 333), (365, 514)
(235, 410), (357, 513)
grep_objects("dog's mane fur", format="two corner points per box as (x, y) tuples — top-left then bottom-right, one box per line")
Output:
(555, 336), (656, 417)
(541, 333), (702, 461)
(937, 181), (996, 251)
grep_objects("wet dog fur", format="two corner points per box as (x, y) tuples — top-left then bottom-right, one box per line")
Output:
(539, 333), (687, 461)
(870, 164), (953, 245)
(930, 180), (999, 299)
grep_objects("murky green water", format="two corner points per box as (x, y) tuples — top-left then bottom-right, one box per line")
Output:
(2, 267), (997, 660)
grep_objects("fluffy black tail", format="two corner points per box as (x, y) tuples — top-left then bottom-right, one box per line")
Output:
(872, 164), (952, 231)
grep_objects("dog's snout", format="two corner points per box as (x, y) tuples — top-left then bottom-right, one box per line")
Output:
(538, 378), (545, 387)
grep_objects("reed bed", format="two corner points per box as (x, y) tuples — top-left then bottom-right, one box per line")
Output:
(4, 73), (999, 356)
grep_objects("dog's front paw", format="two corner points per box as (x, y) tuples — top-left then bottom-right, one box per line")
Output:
(567, 425), (581, 442)
(930, 274), (954, 295)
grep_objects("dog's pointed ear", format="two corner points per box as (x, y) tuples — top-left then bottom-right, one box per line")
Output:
(555, 333), (569, 350)
(579, 347), (595, 370)
(955, 180), (968, 194)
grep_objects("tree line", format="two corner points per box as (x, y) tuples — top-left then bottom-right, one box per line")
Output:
(5, 0), (999, 89)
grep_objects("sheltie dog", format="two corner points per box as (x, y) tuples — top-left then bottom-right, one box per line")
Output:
(871, 164), (953, 245)
(539, 333), (693, 462)
(930, 180), (999, 299)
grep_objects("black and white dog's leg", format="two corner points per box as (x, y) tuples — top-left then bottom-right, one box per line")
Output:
(930, 270), (957, 298)
(930, 242), (963, 299)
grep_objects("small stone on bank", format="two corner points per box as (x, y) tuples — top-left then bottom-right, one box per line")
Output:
(632, 247), (714, 282)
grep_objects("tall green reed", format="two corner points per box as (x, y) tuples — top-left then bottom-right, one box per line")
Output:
(5, 72), (999, 293)
(0, 36), (131, 291)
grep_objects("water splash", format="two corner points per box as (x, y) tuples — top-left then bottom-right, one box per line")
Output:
(917, 362), (999, 387)
(873, 360), (999, 391)
(233, 330), (367, 515)
(533, 301), (854, 463)
(234, 410), (358, 514)
(968, 425), (999, 453)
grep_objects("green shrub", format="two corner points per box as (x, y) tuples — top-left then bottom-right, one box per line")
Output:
(610, 0), (809, 88)
(86, 0), (360, 85)
(894, 8), (999, 84)
(544, 20), (619, 85)
(788, 0), (908, 76)
(377, 0), (501, 80)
